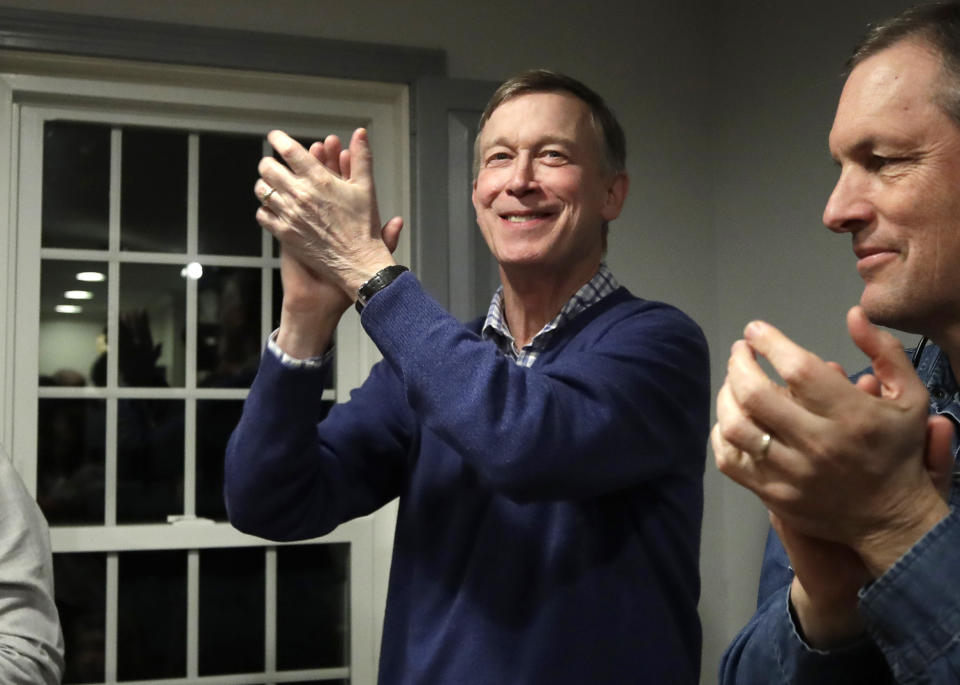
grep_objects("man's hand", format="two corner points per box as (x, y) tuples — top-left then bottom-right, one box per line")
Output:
(259, 132), (402, 359)
(713, 306), (952, 576)
(256, 128), (397, 298)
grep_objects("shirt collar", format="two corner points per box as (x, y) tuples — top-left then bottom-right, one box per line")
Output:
(481, 263), (620, 354)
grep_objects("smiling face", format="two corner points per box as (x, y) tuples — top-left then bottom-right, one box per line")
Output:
(472, 91), (627, 280)
(824, 39), (960, 335)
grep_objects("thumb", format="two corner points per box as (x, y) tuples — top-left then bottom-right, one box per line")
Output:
(846, 306), (918, 401)
(382, 217), (404, 254)
(926, 415), (955, 499)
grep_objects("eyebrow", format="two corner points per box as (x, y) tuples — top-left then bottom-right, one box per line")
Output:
(480, 134), (578, 151)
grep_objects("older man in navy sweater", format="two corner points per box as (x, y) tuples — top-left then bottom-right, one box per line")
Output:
(225, 70), (709, 684)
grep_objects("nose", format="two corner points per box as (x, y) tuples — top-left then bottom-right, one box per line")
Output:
(822, 167), (874, 233)
(506, 153), (536, 196)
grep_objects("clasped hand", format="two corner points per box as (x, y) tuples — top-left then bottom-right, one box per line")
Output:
(712, 306), (953, 577)
(255, 128), (400, 300)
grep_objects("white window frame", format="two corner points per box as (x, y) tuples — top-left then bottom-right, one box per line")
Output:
(0, 51), (408, 684)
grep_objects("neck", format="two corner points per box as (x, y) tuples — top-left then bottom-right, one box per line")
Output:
(499, 257), (602, 349)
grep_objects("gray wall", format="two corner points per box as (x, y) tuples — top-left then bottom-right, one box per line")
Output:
(0, 0), (926, 680)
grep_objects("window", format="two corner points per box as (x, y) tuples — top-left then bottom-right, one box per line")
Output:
(4, 55), (408, 684)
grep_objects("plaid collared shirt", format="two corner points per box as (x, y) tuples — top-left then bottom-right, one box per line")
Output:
(481, 263), (620, 368)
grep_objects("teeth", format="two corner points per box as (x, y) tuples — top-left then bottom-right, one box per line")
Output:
(505, 214), (544, 222)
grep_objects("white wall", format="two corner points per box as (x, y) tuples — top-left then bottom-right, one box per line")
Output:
(2, 0), (930, 680)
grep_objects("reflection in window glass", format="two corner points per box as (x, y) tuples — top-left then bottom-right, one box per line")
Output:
(277, 543), (349, 670)
(42, 121), (110, 249)
(121, 127), (188, 253)
(198, 133), (262, 256)
(37, 398), (105, 525)
(199, 548), (264, 675)
(195, 399), (243, 521)
(40, 260), (109, 387)
(118, 550), (186, 680)
(197, 266), (261, 388)
(119, 263), (186, 387)
(54, 553), (106, 684)
(117, 399), (184, 523)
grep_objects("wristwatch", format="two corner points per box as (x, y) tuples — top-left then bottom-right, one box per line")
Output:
(355, 265), (409, 313)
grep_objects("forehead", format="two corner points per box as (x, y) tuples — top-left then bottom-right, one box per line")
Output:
(830, 40), (947, 151)
(478, 91), (593, 148)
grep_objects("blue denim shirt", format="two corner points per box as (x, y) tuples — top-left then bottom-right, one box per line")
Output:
(719, 342), (960, 684)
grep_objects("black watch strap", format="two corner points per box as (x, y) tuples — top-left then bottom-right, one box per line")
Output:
(355, 265), (409, 313)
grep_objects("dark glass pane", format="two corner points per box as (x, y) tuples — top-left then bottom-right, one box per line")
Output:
(118, 263), (186, 387)
(37, 399), (105, 525)
(199, 548), (265, 675)
(277, 543), (349, 670)
(195, 399), (243, 521)
(197, 266), (261, 388)
(54, 553), (106, 684)
(39, 259), (109, 387)
(118, 550), (186, 680)
(271, 269), (334, 391)
(195, 400), (334, 521)
(42, 121), (110, 249)
(117, 399), (184, 523)
(121, 127), (188, 253)
(272, 268), (282, 331)
(198, 133), (262, 256)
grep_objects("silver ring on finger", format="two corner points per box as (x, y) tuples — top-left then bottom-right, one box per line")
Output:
(260, 186), (277, 206)
(756, 433), (772, 461)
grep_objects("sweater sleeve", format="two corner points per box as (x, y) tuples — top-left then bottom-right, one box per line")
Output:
(360, 272), (710, 502)
(0, 449), (65, 685)
(224, 346), (413, 541)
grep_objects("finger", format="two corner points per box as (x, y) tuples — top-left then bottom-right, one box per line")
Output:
(322, 135), (343, 176)
(309, 140), (325, 163)
(825, 361), (847, 377)
(347, 128), (374, 188)
(853, 373), (882, 397)
(340, 149), (351, 180)
(382, 216), (403, 253)
(711, 422), (751, 475)
(925, 415), (955, 499)
(267, 130), (322, 177)
(743, 319), (853, 414)
(258, 156), (296, 193)
(846, 306), (922, 402)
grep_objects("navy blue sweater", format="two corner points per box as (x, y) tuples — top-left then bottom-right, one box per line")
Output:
(225, 273), (710, 684)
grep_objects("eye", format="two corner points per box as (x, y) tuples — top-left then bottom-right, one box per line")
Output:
(540, 149), (567, 164)
(484, 151), (512, 166)
(866, 154), (891, 171)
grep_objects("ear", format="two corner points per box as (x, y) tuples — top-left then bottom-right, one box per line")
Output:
(600, 172), (629, 222)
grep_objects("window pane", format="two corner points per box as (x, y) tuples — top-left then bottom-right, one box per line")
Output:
(277, 543), (349, 670)
(118, 550), (187, 680)
(121, 127), (188, 253)
(119, 263), (186, 387)
(42, 121), (110, 249)
(54, 552), (106, 684)
(37, 398), (104, 525)
(40, 259), (109, 387)
(198, 133), (262, 256)
(199, 548), (265, 675)
(197, 266), (262, 388)
(196, 399), (244, 521)
(117, 399), (184, 523)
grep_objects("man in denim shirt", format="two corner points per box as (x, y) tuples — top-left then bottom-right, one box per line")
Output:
(714, 3), (960, 683)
